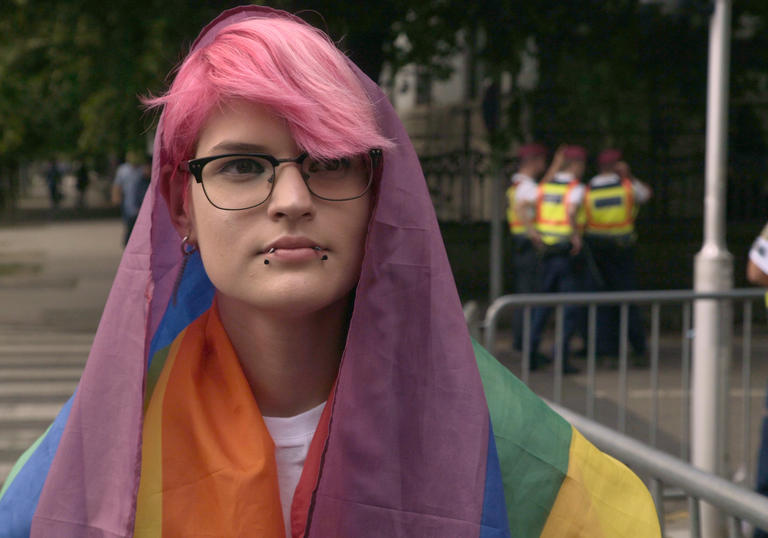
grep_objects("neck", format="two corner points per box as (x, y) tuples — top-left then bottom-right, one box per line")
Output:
(560, 166), (579, 179)
(215, 293), (350, 417)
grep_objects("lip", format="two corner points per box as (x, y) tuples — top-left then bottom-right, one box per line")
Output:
(261, 236), (326, 262)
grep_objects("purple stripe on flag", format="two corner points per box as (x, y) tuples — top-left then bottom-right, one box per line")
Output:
(307, 72), (490, 536)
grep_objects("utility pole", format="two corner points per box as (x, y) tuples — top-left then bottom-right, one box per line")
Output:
(691, 1), (732, 537)
(482, 76), (503, 302)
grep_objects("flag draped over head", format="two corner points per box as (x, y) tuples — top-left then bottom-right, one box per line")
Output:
(0, 6), (660, 538)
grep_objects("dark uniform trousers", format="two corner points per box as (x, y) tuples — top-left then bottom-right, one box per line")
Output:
(584, 236), (646, 356)
(756, 389), (768, 537)
(511, 235), (539, 349)
(529, 244), (584, 368)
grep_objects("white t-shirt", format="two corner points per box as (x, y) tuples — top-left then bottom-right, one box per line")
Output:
(263, 401), (326, 537)
(749, 222), (768, 275)
(511, 172), (538, 204)
(552, 172), (585, 207)
(588, 173), (652, 204)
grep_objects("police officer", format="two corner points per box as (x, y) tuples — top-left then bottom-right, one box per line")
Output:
(747, 223), (768, 538)
(584, 149), (652, 359)
(506, 143), (548, 350)
(527, 145), (586, 374)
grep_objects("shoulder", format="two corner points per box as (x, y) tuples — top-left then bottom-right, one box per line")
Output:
(473, 342), (661, 537)
(749, 223), (768, 275)
(569, 183), (585, 202)
(539, 425), (661, 537)
(0, 396), (76, 537)
(512, 175), (538, 201)
(588, 173), (620, 187)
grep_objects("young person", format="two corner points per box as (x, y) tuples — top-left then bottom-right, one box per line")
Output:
(0, 7), (660, 537)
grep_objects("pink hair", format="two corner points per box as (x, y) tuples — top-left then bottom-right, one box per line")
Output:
(146, 16), (392, 178)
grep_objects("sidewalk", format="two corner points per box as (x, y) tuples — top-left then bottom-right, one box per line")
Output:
(0, 218), (123, 333)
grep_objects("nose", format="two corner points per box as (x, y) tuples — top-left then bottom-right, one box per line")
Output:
(266, 163), (315, 221)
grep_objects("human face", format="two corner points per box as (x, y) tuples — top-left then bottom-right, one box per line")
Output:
(531, 155), (547, 177)
(187, 101), (372, 317)
(573, 160), (586, 179)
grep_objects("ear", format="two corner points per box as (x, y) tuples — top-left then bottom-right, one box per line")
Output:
(166, 166), (195, 241)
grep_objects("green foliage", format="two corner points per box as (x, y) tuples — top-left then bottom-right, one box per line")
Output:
(2, 0), (768, 178)
(0, 1), (223, 162)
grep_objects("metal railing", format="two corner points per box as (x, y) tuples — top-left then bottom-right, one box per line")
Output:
(479, 288), (768, 535)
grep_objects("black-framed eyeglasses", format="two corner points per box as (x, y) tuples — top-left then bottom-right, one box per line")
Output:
(181, 148), (382, 211)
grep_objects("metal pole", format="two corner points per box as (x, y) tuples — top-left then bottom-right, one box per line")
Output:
(692, 1), (733, 536)
(489, 161), (504, 301)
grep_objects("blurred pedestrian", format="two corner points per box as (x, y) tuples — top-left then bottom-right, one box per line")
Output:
(75, 161), (90, 210)
(505, 143), (552, 350)
(112, 151), (149, 246)
(45, 160), (62, 210)
(747, 224), (768, 538)
(527, 145), (587, 373)
(584, 149), (652, 360)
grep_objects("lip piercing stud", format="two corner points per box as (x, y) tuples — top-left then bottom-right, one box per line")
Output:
(321, 255), (328, 261)
(264, 259), (269, 265)
(313, 246), (322, 251)
(268, 247), (276, 254)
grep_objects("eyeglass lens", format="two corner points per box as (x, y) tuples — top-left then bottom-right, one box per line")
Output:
(200, 154), (370, 210)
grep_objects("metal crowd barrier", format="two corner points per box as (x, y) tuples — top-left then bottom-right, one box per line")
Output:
(479, 288), (768, 535)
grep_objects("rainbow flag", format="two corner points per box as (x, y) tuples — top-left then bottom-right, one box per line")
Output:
(0, 285), (660, 537)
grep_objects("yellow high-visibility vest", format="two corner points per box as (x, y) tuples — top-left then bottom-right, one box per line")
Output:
(535, 178), (579, 245)
(585, 177), (635, 238)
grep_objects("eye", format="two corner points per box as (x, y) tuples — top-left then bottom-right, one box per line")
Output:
(219, 157), (267, 175)
(307, 157), (351, 174)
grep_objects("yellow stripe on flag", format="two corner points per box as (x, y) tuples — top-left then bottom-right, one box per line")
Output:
(540, 427), (661, 537)
(133, 329), (185, 538)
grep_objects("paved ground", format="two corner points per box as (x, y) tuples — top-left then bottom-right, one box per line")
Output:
(1, 178), (766, 535)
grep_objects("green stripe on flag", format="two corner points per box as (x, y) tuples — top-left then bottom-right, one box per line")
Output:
(144, 344), (171, 411)
(473, 340), (572, 537)
(0, 422), (53, 500)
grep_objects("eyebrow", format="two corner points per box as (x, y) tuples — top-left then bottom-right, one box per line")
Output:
(205, 141), (272, 155)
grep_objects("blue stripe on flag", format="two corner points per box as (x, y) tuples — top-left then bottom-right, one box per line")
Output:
(147, 251), (214, 368)
(480, 420), (511, 538)
(0, 394), (75, 537)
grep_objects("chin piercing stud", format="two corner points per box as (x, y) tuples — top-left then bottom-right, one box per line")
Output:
(321, 255), (328, 261)
(264, 259), (270, 265)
